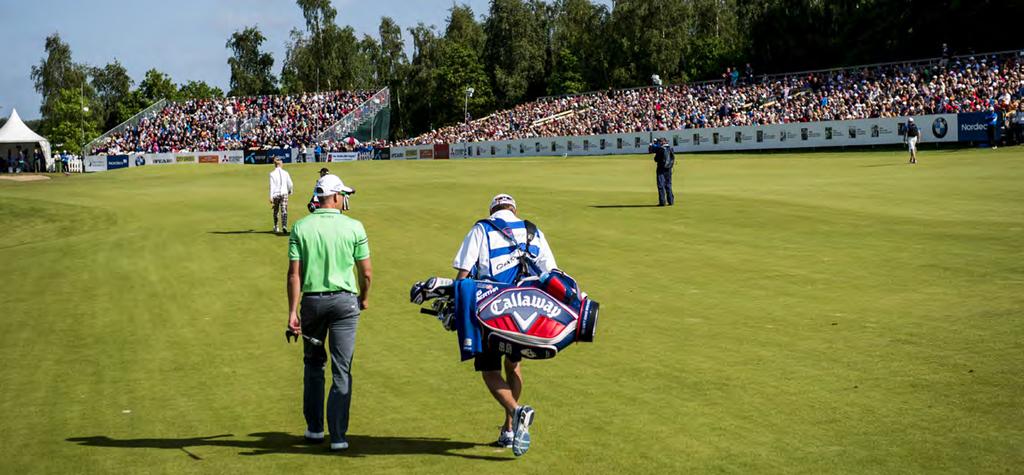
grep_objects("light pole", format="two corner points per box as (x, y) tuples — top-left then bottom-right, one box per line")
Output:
(369, 97), (381, 143)
(80, 81), (86, 159)
(651, 74), (663, 145)
(464, 87), (475, 138)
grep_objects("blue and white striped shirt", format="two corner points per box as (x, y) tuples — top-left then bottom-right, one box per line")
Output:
(452, 209), (557, 283)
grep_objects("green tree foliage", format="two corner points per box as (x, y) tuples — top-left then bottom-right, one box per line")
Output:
(404, 23), (440, 132)
(353, 34), (381, 89)
(483, 0), (548, 106)
(445, 5), (486, 55)
(548, 49), (588, 95)
(294, 0), (337, 91)
(280, 28), (314, 94)
(377, 17), (408, 136)
(30, 33), (96, 137)
(226, 26), (278, 96)
(178, 80), (225, 100)
(90, 60), (135, 130)
(397, 7), (496, 137)
(434, 37), (495, 127)
(284, 0), (375, 92)
(47, 87), (101, 153)
(377, 17), (407, 85)
(549, 0), (610, 94)
(138, 69), (179, 103)
(607, 0), (691, 85)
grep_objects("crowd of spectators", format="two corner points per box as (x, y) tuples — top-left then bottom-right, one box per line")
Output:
(1, 147), (82, 174)
(91, 90), (375, 154)
(86, 51), (1024, 152)
(1, 146), (44, 173)
(403, 52), (1024, 145)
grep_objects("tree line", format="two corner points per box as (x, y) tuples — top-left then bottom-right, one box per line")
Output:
(30, 0), (1023, 149)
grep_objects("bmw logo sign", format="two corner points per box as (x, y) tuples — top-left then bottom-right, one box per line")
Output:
(932, 117), (948, 139)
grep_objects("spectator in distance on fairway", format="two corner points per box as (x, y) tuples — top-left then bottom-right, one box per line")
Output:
(269, 158), (294, 234)
(452, 193), (557, 455)
(905, 117), (921, 164)
(287, 173), (371, 452)
(649, 138), (676, 206)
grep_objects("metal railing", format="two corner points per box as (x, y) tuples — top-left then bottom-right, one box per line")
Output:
(84, 98), (166, 153)
(317, 87), (390, 143)
(217, 115), (240, 140)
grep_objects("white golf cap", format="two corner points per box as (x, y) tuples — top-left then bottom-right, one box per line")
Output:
(908, 117), (915, 122)
(490, 193), (516, 212)
(315, 174), (355, 197)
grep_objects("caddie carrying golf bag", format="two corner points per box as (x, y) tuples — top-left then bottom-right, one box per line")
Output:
(411, 269), (599, 361)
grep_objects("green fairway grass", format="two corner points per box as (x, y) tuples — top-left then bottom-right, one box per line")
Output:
(1, 148), (1022, 473)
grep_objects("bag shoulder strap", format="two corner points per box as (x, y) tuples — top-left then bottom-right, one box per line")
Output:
(476, 218), (518, 244)
(523, 220), (537, 250)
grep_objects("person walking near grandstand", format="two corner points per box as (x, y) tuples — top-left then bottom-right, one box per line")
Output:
(650, 138), (676, 206)
(905, 117), (921, 164)
(286, 173), (371, 451)
(452, 193), (557, 456)
(986, 106), (1000, 149)
(269, 158), (294, 234)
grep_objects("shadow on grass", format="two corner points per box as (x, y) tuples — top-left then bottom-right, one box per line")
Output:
(860, 163), (907, 168)
(208, 230), (281, 235)
(66, 432), (510, 461)
(590, 204), (665, 209)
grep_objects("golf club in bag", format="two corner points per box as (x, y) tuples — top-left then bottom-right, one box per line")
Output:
(411, 269), (598, 360)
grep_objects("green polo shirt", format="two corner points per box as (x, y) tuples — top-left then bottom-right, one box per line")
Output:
(288, 208), (370, 293)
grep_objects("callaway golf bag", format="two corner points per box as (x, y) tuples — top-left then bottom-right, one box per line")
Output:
(410, 269), (599, 360)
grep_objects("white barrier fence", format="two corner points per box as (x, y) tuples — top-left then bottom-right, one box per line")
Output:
(450, 114), (957, 159)
(84, 114), (961, 171)
(387, 114), (956, 160)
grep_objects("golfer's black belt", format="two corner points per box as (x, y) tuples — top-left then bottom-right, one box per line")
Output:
(303, 290), (354, 297)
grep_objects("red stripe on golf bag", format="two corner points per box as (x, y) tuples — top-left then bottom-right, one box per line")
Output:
(486, 315), (517, 332)
(526, 317), (566, 339)
(543, 276), (569, 302)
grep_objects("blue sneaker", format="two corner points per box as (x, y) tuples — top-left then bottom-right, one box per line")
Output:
(494, 429), (514, 448)
(511, 405), (535, 456)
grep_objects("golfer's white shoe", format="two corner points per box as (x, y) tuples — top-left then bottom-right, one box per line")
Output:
(330, 440), (349, 451)
(304, 430), (324, 443)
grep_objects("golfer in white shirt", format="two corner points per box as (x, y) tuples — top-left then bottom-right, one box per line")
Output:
(269, 158), (294, 233)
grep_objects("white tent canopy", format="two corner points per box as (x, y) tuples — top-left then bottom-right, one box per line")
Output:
(0, 108), (52, 170)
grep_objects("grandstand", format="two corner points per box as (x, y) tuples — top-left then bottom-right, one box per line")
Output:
(403, 51), (1024, 146)
(80, 51), (1023, 155)
(87, 89), (386, 154)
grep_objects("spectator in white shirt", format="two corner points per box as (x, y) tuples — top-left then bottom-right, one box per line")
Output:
(269, 158), (294, 234)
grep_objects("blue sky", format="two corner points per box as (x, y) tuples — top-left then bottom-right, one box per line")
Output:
(1, 0), (610, 120)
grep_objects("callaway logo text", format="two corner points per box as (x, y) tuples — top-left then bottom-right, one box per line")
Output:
(489, 292), (562, 318)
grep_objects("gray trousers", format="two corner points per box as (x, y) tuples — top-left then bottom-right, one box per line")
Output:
(301, 292), (360, 442)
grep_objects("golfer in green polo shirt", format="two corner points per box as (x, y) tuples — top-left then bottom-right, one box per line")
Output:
(286, 173), (372, 451)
